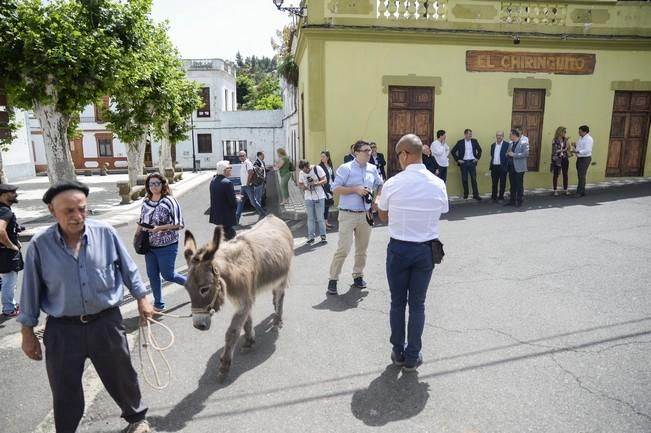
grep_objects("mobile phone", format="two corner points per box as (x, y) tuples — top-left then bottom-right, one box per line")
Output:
(138, 222), (154, 229)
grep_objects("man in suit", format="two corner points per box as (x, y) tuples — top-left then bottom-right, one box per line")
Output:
(489, 130), (509, 202)
(209, 161), (239, 239)
(451, 128), (482, 200)
(505, 129), (529, 207)
(343, 144), (355, 163)
(369, 142), (387, 179)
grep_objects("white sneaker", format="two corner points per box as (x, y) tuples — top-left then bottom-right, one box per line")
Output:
(123, 420), (151, 433)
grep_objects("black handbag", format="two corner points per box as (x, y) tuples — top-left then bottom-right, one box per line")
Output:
(133, 230), (150, 255)
(0, 248), (24, 273)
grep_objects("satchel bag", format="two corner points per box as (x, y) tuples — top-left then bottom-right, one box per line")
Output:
(0, 248), (24, 273)
(431, 239), (445, 265)
(133, 229), (150, 255)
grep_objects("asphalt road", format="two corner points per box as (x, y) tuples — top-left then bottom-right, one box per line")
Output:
(1, 180), (650, 433)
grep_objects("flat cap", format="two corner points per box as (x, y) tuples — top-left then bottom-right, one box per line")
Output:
(43, 180), (90, 204)
(0, 184), (18, 193)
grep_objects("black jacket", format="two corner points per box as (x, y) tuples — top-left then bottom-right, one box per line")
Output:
(370, 153), (386, 178)
(451, 138), (482, 165)
(489, 141), (509, 171)
(209, 175), (237, 227)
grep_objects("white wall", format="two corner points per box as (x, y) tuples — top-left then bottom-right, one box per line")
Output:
(2, 109), (35, 180)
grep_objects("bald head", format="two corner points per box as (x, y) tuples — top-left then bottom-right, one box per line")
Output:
(395, 134), (423, 155)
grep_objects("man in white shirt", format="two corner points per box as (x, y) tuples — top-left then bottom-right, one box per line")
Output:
(489, 130), (509, 202)
(378, 134), (449, 372)
(431, 129), (450, 183)
(575, 125), (593, 196)
(236, 150), (267, 224)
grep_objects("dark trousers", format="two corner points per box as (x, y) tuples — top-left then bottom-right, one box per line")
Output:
(490, 164), (507, 200)
(386, 238), (434, 365)
(44, 308), (147, 433)
(460, 160), (479, 198)
(576, 157), (591, 195)
(508, 167), (525, 205)
(553, 158), (569, 191)
(436, 166), (448, 183)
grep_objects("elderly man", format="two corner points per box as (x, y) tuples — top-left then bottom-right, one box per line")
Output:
(505, 129), (529, 207)
(327, 139), (384, 295)
(489, 130), (509, 202)
(378, 134), (449, 372)
(210, 161), (239, 240)
(19, 180), (153, 433)
(0, 183), (22, 317)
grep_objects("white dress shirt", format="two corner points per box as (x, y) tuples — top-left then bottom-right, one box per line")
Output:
(431, 140), (449, 167)
(576, 134), (594, 157)
(378, 163), (449, 242)
(493, 141), (504, 165)
(464, 139), (474, 160)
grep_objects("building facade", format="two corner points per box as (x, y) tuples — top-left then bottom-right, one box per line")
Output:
(294, 0), (651, 195)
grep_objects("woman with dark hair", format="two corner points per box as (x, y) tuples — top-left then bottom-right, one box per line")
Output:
(319, 151), (335, 229)
(551, 126), (571, 196)
(137, 173), (186, 312)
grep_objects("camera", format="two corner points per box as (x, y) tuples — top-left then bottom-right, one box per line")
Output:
(16, 224), (26, 233)
(306, 176), (314, 183)
(364, 189), (374, 205)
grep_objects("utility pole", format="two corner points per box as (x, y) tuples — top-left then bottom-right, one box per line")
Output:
(190, 115), (196, 172)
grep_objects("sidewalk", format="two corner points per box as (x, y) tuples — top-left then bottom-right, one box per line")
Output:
(281, 174), (651, 217)
(13, 171), (214, 240)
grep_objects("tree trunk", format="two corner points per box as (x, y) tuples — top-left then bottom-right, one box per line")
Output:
(0, 151), (7, 184)
(158, 120), (173, 174)
(127, 131), (147, 187)
(33, 101), (76, 184)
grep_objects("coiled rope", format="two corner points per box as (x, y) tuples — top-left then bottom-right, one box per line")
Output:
(136, 311), (190, 390)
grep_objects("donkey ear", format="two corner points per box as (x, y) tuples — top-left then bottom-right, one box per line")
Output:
(184, 230), (197, 265)
(204, 225), (222, 262)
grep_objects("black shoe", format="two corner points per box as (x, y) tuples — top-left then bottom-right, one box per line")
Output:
(463, 195), (468, 200)
(402, 354), (423, 372)
(306, 238), (315, 245)
(473, 195), (482, 201)
(498, 196), (505, 201)
(504, 202), (515, 206)
(326, 280), (338, 296)
(352, 277), (367, 289)
(391, 351), (405, 366)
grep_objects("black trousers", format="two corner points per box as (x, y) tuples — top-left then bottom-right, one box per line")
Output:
(490, 164), (507, 199)
(44, 307), (147, 433)
(508, 168), (525, 204)
(576, 157), (591, 195)
(553, 158), (569, 191)
(460, 161), (479, 198)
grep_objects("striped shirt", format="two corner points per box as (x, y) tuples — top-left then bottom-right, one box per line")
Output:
(139, 195), (184, 247)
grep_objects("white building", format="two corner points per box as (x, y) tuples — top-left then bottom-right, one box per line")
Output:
(1, 108), (35, 181)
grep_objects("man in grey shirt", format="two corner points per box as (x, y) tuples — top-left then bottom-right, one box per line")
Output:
(18, 180), (154, 433)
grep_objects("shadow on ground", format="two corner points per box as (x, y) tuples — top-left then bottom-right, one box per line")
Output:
(148, 314), (279, 432)
(351, 364), (430, 426)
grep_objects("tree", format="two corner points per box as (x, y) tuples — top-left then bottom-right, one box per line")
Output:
(107, 21), (199, 186)
(0, 104), (22, 184)
(0, 0), (153, 183)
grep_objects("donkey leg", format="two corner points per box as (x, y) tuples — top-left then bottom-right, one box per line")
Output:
(272, 281), (287, 328)
(219, 307), (250, 375)
(242, 313), (255, 349)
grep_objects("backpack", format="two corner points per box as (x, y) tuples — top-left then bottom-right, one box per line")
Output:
(252, 161), (266, 186)
(288, 159), (295, 172)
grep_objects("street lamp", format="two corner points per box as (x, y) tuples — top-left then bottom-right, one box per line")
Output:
(190, 115), (197, 172)
(272, 0), (306, 17)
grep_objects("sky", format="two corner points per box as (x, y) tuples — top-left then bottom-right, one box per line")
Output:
(150, 0), (294, 61)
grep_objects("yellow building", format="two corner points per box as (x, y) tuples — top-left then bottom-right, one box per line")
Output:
(293, 0), (651, 195)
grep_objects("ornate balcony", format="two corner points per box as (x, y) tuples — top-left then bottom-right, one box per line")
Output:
(309, 0), (651, 39)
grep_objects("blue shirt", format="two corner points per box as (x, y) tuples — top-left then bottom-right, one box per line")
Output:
(331, 159), (384, 211)
(18, 219), (148, 327)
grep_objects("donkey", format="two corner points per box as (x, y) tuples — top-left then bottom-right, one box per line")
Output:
(183, 215), (294, 376)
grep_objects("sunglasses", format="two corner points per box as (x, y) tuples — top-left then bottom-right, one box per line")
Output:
(148, 182), (162, 187)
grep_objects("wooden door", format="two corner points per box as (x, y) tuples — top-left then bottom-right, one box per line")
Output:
(606, 91), (650, 177)
(70, 137), (85, 168)
(511, 89), (545, 171)
(387, 86), (434, 176)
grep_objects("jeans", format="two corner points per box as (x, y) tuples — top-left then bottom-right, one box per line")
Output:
(236, 185), (266, 224)
(460, 160), (479, 198)
(386, 238), (434, 365)
(436, 166), (448, 183)
(305, 199), (326, 240)
(553, 158), (569, 191)
(0, 270), (18, 314)
(144, 242), (186, 309)
(254, 184), (265, 207)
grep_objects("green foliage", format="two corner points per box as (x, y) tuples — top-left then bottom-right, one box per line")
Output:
(235, 54), (282, 111)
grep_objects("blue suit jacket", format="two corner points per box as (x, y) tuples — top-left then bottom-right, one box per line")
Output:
(489, 141), (509, 171)
(209, 175), (237, 227)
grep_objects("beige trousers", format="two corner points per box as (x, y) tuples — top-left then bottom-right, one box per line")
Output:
(328, 210), (372, 280)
